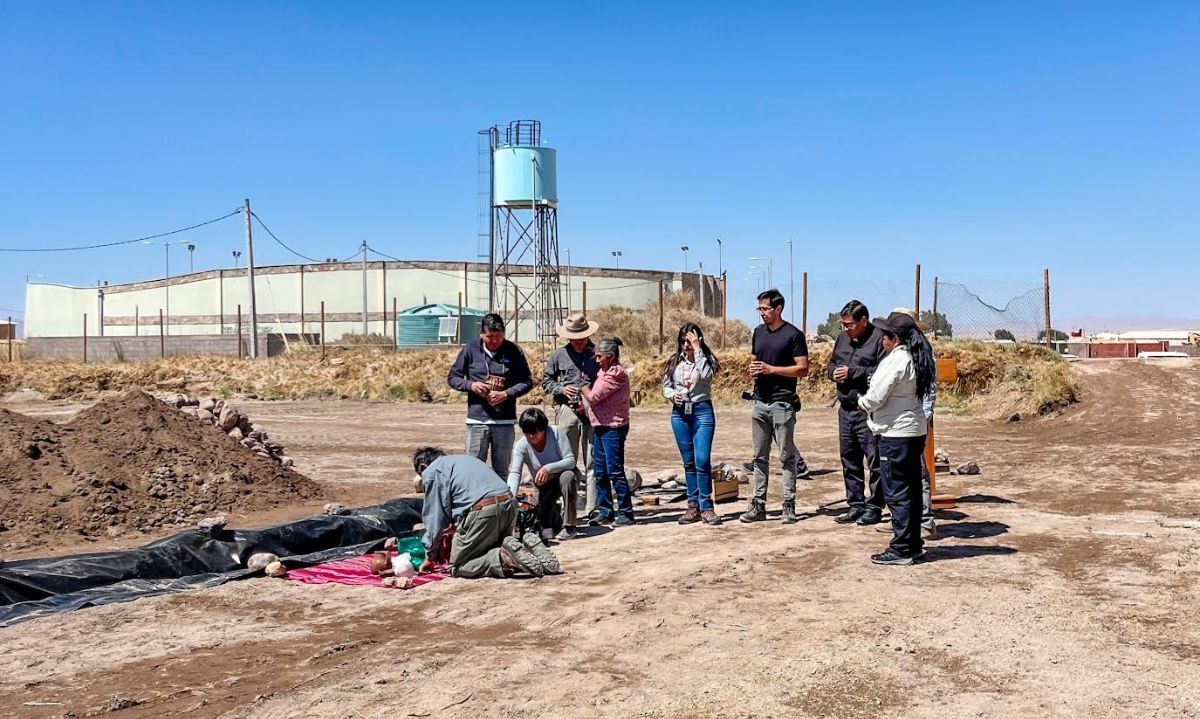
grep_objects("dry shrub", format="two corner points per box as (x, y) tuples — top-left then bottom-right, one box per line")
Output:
(589, 291), (751, 352)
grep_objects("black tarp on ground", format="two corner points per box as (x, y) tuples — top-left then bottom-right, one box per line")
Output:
(0, 497), (423, 627)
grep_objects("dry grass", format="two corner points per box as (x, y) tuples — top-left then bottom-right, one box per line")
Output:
(589, 291), (752, 352)
(0, 341), (25, 363)
(0, 338), (1076, 417)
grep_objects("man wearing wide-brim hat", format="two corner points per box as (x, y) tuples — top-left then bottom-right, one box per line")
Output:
(539, 312), (600, 537)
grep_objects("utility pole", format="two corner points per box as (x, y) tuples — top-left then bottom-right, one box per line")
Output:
(786, 239), (794, 322)
(361, 241), (369, 335)
(244, 198), (259, 358)
(699, 262), (705, 315)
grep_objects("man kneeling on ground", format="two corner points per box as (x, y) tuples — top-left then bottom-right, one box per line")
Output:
(413, 446), (562, 578)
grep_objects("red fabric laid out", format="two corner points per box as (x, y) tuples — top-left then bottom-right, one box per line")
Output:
(284, 552), (450, 589)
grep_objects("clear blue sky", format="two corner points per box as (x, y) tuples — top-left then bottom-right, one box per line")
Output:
(1, 1), (1197, 332)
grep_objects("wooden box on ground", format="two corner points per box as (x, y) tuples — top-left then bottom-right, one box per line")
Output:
(713, 476), (739, 503)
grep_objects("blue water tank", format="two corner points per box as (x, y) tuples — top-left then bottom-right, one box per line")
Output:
(493, 146), (557, 206)
(397, 304), (486, 347)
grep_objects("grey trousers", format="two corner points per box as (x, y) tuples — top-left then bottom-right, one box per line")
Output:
(450, 496), (517, 579)
(920, 422), (935, 530)
(537, 467), (580, 530)
(750, 400), (800, 503)
(465, 424), (515, 477)
(555, 405), (595, 514)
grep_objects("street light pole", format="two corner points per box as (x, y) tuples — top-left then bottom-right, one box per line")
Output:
(188, 243), (195, 273)
(785, 239), (794, 322)
(611, 250), (622, 268)
(144, 239), (189, 336)
(680, 245), (690, 274)
(716, 238), (722, 279)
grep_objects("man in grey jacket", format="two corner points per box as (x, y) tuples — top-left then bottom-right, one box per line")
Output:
(413, 446), (560, 578)
(540, 312), (599, 517)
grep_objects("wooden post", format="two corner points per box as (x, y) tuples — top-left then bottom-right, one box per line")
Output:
(320, 301), (326, 360)
(1043, 268), (1052, 347)
(83, 314), (88, 364)
(582, 281), (587, 316)
(914, 264), (922, 315)
(236, 305), (242, 358)
(6, 316), (11, 362)
(392, 297), (398, 353)
(159, 309), (165, 359)
(658, 279), (665, 356)
(457, 291), (463, 344)
(802, 271), (809, 335)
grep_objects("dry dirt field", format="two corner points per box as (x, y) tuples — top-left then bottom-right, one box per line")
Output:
(2, 359), (1198, 718)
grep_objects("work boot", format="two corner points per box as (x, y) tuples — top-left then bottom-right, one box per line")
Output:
(613, 514), (636, 527)
(521, 531), (562, 575)
(856, 509), (883, 526)
(701, 510), (723, 525)
(781, 500), (799, 524)
(739, 499), (766, 523)
(922, 525), (939, 541)
(836, 507), (866, 525)
(794, 455), (812, 480)
(678, 503), (702, 525)
(501, 536), (545, 577)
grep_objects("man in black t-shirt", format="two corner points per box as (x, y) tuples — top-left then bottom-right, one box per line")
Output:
(741, 289), (810, 524)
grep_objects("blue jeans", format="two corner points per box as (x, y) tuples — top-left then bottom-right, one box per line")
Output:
(671, 400), (716, 511)
(878, 434), (927, 557)
(592, 424), (634, 518)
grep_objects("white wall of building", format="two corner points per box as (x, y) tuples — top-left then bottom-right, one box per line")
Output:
(25, 261), (705, 341)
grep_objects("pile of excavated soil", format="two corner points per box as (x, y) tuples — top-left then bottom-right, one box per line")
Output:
(0, 390), (323, 552)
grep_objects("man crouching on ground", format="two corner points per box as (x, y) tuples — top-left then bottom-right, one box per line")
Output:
(413, 446), (561, 579)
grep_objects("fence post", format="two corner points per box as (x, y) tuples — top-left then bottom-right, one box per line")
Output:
(914, 263), (922, 315)
(320, 301), (326, 360)
(392, 297), (398, 353)
(457, 291), (464, 344)
(1043, 268), (1052, 347)
(7, 316), (12, 362)
(299, 264), (305, 338)
(721, 273), (727, 350)
(932, 277), (939, 339)
(582, 281), (587, 316)
(236, 305), (242, 358)
(658, 279), (665, 356)
(83, 314), (88, 364)
(159, 309), (165, 359)
(802, 271), (809, 336)
(134, 306), (139, 337)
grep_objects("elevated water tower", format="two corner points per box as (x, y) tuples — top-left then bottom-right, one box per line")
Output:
(479, 120), (564, 345)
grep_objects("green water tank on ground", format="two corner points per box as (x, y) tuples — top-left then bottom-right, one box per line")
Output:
(397, 304), (485, 348)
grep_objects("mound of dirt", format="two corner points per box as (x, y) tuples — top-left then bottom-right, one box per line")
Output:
(0, 390), (324, 552)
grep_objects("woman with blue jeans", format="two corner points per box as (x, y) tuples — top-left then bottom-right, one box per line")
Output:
(663, 323), (723, 526)
(582, 338), (635, 526)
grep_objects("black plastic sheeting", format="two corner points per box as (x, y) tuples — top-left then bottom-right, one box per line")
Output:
(0, 497), (422, 627)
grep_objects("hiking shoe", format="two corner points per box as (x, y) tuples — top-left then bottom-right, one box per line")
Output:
(678, 504), (702, 524)
(589, 514), (614, 527)
(856, 510), (883, 526)
(794, 455), (812, 480)
(781, 500), (799, 524)
(742, 460), (755, 473)
(701, 510), (723, 525)
(521, 531), (562, 575)
(739, 499), (766, 523)
(870, 548), (916, 566)
(613, 515), (636, 527)
(922, 525), (939, 541)
(500, 536), (545, 577)
(555, 526), (578, 541)
(835, 507), (866, 525)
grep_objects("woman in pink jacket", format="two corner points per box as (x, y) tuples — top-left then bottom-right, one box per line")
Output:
(581, 338), (634, 526)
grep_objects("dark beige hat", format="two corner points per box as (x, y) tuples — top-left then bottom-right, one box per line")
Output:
(556, 312), (599, 340)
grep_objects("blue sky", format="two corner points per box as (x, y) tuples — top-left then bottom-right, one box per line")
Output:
(1, 1), (1197, 332)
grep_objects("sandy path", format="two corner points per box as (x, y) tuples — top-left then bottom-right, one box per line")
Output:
(2, 359), (1198, 718)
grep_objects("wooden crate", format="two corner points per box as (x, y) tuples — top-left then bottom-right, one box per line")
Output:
(712, 476), (739, 503)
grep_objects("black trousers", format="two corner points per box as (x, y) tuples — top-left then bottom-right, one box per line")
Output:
(839, 407), (883, 510)
(878, 434), (927, 557)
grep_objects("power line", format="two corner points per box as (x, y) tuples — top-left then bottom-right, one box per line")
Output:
(0, 209), (244, 252)
(249, 211), (324, 264)
(0, 308), (24, 315)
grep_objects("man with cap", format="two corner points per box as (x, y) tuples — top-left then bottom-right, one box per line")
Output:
(411, 446), (561, 578)
(447, 312), (534, 476)
(826, 300), (888, 526)
(540, 312), (600, 518)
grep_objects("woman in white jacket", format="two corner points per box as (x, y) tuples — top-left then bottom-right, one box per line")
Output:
(857, 311), (937, 565)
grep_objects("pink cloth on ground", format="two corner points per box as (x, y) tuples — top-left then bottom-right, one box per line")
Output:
(284, 552), (450, 589)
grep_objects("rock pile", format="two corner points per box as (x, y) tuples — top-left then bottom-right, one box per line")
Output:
(170, 395), (294, 467)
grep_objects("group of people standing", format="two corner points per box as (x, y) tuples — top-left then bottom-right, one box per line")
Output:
(415, 288), (938, 580)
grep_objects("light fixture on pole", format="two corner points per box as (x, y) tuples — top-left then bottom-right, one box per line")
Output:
(716, 238), (723, 279)
(611, 250), (622, 269)
(187, 243), (195, 273)
(143, 239), (190, 336)
(232, 250), (242, 268)
(680, 245), (690, 273)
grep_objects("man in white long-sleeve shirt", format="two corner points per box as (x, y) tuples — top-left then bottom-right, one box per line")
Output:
(507, 408), (581, 540)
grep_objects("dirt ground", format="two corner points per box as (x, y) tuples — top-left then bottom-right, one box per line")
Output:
(1, 359), (1198, 718)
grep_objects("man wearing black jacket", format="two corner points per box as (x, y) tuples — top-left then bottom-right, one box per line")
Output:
(447, 313), (533, 476)
(825, 300), (887, 525)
